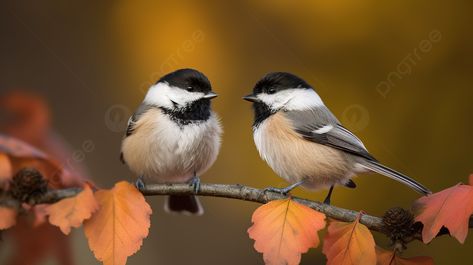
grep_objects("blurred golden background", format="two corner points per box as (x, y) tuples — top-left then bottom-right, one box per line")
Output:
(1, 0), (472, 264)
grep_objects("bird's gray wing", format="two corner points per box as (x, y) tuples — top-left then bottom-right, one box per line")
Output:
(285, 109), (431, 195)
(120, 104), (151, 164)
(283, 108), (377, 161)
(125, 114), (137, 137)
(124, 104), (151, 137)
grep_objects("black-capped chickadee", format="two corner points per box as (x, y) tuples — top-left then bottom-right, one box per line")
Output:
(244, 72), (430, 203)
(121, 69), (222, 215)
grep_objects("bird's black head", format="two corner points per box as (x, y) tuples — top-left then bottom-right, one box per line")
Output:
(252, 72), (311, 95)
(158, 68), (212, 94)
(243, 72), (314, 127)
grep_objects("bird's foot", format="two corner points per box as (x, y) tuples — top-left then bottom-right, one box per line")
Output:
(263, 187), (291, 196)
(189, 175), (201, 194)
(135, 177), (146, 190)
(263, 181), (305, 196)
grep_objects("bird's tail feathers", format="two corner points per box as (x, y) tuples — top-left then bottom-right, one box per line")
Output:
(164, 195), (204, 216)
(359, 161), (431, 195)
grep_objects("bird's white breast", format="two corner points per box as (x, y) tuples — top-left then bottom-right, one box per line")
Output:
(253, 112), (354, 190)
(122, 108), (222, 183)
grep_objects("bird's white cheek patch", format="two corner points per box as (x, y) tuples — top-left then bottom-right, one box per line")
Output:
(257, 93), (290, 110)
(168, 89), (205, 107)
(143, 82), (205, 108)
(144, 83), (173, 108)
(284, 89), (324, 110)
(257, 89), (325, 111)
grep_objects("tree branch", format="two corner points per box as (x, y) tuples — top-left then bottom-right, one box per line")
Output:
(141, 183), (386, 231)
(4, 182), (473, 243)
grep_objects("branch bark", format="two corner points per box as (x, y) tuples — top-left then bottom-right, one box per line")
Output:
(5, 182), (473, 243)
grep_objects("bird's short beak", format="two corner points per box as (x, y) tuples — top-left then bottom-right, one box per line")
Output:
(203, 92), (218, 99)
(243, 94), (260, 103)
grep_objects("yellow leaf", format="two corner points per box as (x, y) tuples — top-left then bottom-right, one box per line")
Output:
(46, 183), (99, 234)
(84, 181), (152, 265)
(323, 214), (376, 265)
(248, 198), (326, 265)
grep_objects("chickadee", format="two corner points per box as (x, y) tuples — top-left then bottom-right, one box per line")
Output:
(244, 72), (430, 203)
(121, 68), (222, 215)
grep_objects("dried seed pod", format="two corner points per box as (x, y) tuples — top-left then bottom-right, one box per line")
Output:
(382, 207), (416, 245)
(10, 168), (48, 204)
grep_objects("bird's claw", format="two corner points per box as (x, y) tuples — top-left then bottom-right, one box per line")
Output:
(135, 177), (145, 190)
(263, 187), (291, 196)
(263, 181), (305, 196)
(189, 176), (201, 194)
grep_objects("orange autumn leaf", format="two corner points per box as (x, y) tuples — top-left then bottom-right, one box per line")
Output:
(413, 176), (473, 243)
(248, 198), (326, 265)
(376, 247), (433, 265)
(84, 181), (152, 265)
(0, 153), (12, 182)
(0, 206), (17, 230)
(46, 183), (99, 235)
(323, 214), (376, 265)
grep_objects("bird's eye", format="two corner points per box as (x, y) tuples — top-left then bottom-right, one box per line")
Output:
(267, 88), (276, 94)
(186, 86), (194, 92)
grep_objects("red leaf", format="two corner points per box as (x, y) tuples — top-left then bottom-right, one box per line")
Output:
(414, 178), (473, 243)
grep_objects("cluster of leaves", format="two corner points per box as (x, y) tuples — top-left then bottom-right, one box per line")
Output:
(0, 135), (152, 265)
(247, 198), (432, 265)
(247, 175), (473, 265)
(0, 134), (472, 265)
